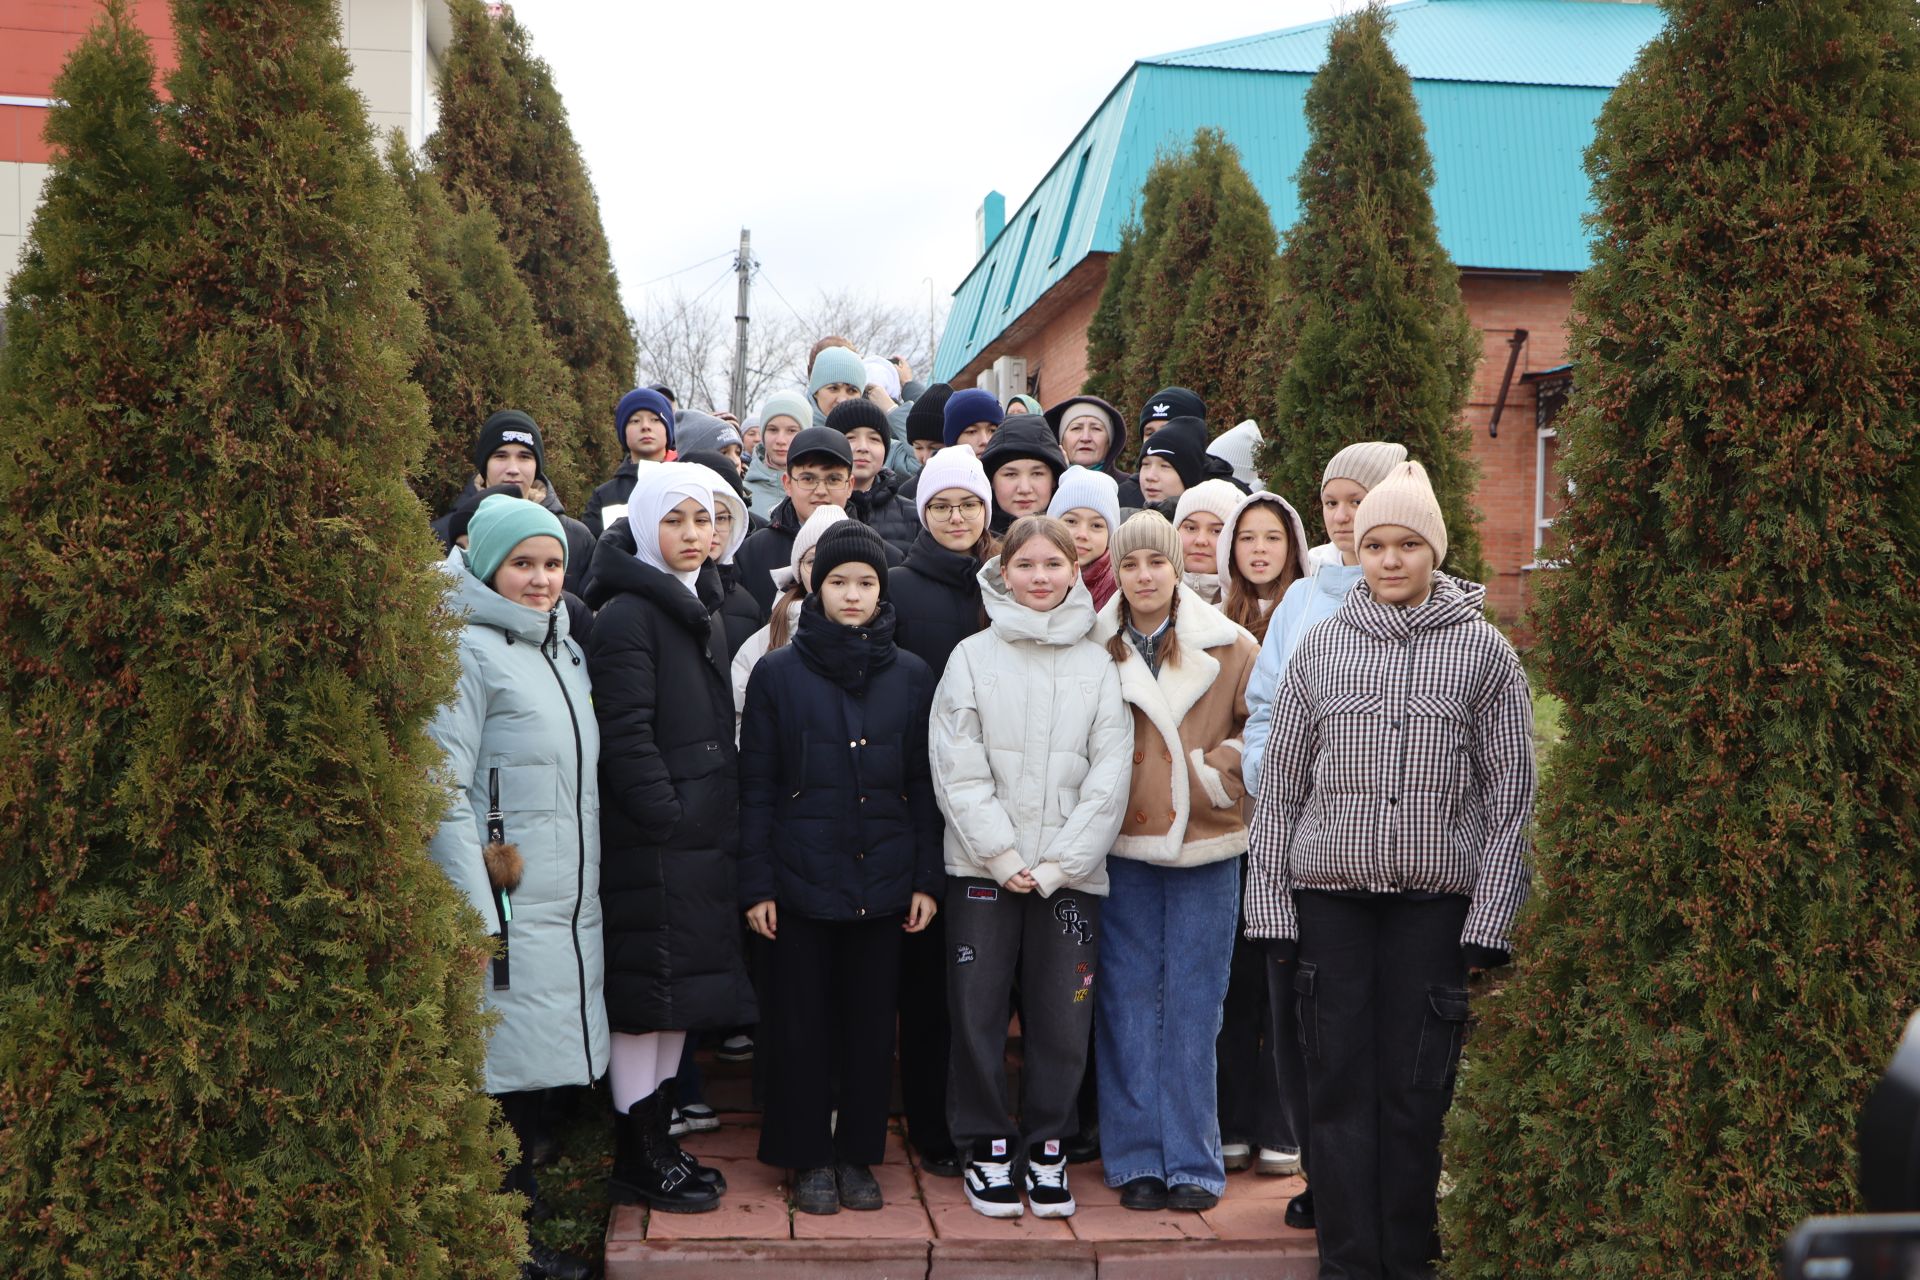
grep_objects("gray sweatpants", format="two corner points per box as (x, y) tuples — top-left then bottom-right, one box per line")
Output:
(944, 876), (1102, 1158)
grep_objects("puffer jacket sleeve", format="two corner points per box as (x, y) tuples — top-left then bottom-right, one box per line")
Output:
(929, 643), (1020, 876)
(1245, 658), (1318, 941)
(1461, 654), (1537, 953)
(588, 603), (682, 830)
(1031, 659), (1134, 898)
(904, 663), (945, 896)
(735, 661), (782, 909)
(424, 642), (499, 932)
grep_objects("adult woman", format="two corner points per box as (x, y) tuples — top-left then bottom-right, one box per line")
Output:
(931, 516), (1133, 1220)
(884, 445), (994, 1178)
(1090, 512), (1258, 1214)
(585, 464), (758, 1214)
(1218, 490), (1311, 643)
(1172, 480), (1244, 604)
(426, 494), (607, 1280)
(1044, 395), (1131, 485)
(1047, 465), (1121, 609)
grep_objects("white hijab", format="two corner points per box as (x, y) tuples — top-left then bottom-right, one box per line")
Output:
(630, 462), (717, 596)
(687, 463), (749, 565)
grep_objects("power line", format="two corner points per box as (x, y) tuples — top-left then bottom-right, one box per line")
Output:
(633, 250), (733, 290)
(755, 266), (811, 329)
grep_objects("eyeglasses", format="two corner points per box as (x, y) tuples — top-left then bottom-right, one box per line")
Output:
(790, 471), (852, 493)
(925, 499), (986, 519)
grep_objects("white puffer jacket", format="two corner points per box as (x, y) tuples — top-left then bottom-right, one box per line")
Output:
(930, 562), (1134, 897)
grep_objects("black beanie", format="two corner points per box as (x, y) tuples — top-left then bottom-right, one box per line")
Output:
(906, 383), (955, 445)
(1139, 416), (1210, 489)
(1138, 386), (1208, 430)
(824, 397), (892, 440)
(680, 448), (751, 506)
(444, 481), (525, 548)
(810, 520), (891, 598)
(472, 410), (547, 479)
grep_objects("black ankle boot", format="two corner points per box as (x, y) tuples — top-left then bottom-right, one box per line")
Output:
(657, 1081), (727, 1194)
(607, 1092), (720, 1214)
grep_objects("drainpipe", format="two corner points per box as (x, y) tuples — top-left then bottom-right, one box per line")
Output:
(1488, 330), (1528, 438)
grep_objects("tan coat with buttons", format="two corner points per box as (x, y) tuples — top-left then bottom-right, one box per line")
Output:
(1093, 586), (1259, 868)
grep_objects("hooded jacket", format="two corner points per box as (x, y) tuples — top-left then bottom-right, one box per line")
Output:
(1093, 585), (1259, 868)
(583, 520), (757, 1033)
(1241, 561), (1366, 791)
(888, 530), (987, 682)
(737, 598), (944, 920)
(929, 564), (1133, 896)
(979, 415), (1069, 534)
(426, 549), (609, 1094)
(1243, 574), (1536, 955)
(851, 467), (921, 557)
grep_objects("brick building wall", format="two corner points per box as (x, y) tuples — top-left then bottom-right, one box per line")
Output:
(949, 260), (1577, 628)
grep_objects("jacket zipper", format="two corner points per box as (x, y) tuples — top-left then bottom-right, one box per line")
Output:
(540, 612), (594, 1080)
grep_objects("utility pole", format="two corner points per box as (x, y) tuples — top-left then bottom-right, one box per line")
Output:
(730, 228), (752, 420)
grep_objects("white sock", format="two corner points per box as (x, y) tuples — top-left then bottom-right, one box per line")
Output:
(650, 1031), (688, 1093)
(609, 1032), (660, 1114)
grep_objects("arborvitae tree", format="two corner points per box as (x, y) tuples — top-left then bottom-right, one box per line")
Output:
(1081, 128), (1279, 458)
(389, 138), (582, 517)
(1443, 1), (1920, 1274)
(1257, 5), (1484, 580)
(0, 3), (522, 1275)
(428, 0), (637, 495)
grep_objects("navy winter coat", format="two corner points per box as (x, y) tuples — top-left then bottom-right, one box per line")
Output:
(888, 530), (987, 682)
(851, 468), (920, 558)
(737, 598), (943, 921)
(585, 521), (757, 1034)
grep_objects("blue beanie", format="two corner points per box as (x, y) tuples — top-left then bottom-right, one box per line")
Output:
(615, 388), (676, 455)
(466, 494), (568, 586)
(808, 346), (868, 397)
(942, 388), (1005, 447)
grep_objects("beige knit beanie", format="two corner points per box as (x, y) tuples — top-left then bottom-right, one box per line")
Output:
(1108, 509), (1183, 567)
(1322, 440), (1409, 494)
(1353, 460), (1447, 565)
(1173, 478), (1244, 531)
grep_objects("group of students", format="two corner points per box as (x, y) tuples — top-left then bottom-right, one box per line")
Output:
(423, 344), (1535, 1280)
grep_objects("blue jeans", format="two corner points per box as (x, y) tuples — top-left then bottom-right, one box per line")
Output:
(1095, 855), (1241, 1194)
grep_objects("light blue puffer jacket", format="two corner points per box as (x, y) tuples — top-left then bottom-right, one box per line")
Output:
(426, 550), (610, 1095)
(1241, 561), (1366, 794)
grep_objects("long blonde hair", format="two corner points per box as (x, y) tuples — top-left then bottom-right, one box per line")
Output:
(765, 582), (806, 650)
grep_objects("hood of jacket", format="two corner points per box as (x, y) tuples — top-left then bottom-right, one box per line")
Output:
(1044, 394), (1130, 472)
(1335, 571), (1487, 645)
(791, 595), (900, 692)
(439, 546), (571, 648)
(977, 558), (1099, 646)
(582, 519), (715, 631)
(1224, 491), (1312, 585)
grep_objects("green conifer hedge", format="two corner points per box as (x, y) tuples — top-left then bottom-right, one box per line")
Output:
(1443, 0), (1920, 1272)
(1257, 5), (1484, 580)
(0, 4), (521, 1274)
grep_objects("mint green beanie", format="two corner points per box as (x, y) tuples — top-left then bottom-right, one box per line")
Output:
(466, 494), (567, 585)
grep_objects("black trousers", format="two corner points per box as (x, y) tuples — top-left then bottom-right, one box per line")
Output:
(757, 912), (903, 1170)
(1294, 891), (1470, 1280)
(494, 1089), (544, 1209)
(1265, 942), (1313, 1178)
(1218, 931), (1292, 1149)
(897, 910), (956, 1158)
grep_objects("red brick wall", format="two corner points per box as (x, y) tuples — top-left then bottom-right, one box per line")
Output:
(959, 263), (1577, 630)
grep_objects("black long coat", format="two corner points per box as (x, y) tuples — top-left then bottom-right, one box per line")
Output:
(584, 522), (757, 1034)
(887, 530), (987, 682)
(736, 599), (943, 921)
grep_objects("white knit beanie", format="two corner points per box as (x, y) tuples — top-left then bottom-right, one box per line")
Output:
(914, 444), (992, 527)
(863, 355), (902, 402)
(1046, 465), (1122, 534)
(1173, 479), (1244, 531)
(1322, 440), (1409, 494)
(771, 503), (850, 593)
(1353, 460), (1447, 565)
(1206, 420), (1266, 492)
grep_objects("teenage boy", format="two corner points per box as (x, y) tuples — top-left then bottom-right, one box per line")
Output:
(587, 387), (676, 537)
(825, 399), (919, 556)
(942, 388), (1004, 455)
(906, 384), (954, 469)
(735, 427), (899, 613)
(434, 410), (597, 597)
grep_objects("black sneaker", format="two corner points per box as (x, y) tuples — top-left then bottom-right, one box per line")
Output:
(835, 1162), (883, 1211)
(916, 1146), (963, 1179)
(1024, 1140), (1075, 1218)
(1119, 1175), (1169, 1211)
(1285, 1185), (1316, 1230)
(963, 1140), (1023, 1219)
(792, 1166), (839, 1215)
(522, 1239), (593, 1280)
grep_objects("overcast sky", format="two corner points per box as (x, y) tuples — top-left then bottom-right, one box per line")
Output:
(509, 1), (1349, 332)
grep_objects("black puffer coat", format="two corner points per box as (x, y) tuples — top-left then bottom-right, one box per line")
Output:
(705, 559), (768, 661)
(737, 598), (942, 921)
(584, 521), (757, 1034)
(852, 469), (921, 558)
(888, 530), (988, 681)
(733, 497), (804, 615)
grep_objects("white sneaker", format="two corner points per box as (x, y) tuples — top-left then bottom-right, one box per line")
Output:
(1024, 1141), (1076, 1218)
(963, 1154), (1024, 1218)
(666, 1107), (690, 1138)
(1222, 1141), (1253, 1172)
(1257, 1146), (1302, 1176)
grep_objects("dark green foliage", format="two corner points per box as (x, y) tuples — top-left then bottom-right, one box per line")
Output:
(389, 138), (582, 518)
(1081, 127), (1280, 461)
(1443, 1), (1920, 1273)
(0, 3), (522, 1274)
(1256, 5), (1484, 579)
(428, 0), (637, 496)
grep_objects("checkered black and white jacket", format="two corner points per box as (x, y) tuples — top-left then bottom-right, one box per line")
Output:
(1244, 572), (1535, 952)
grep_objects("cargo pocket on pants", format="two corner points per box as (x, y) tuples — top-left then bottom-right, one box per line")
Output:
(1412, 986), (1471, 1090)
(1293, 962), (1319, 1062)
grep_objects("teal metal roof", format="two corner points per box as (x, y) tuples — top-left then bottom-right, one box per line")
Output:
(934, 0), (1663, 382)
